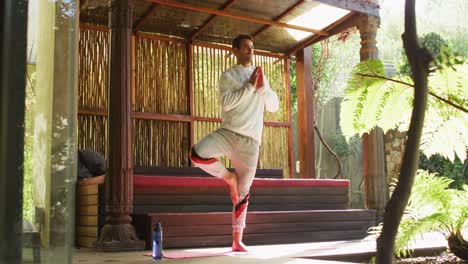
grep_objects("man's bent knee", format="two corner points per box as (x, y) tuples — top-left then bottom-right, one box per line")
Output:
(189, 146), (218, 165)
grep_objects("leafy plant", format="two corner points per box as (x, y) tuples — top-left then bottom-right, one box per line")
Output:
(340, 59), (467, 162)
(419, 154), (467, 189)
(395, 170), (468, 260)
(398, 32), (450, 76)
(23, 66), (36, 222)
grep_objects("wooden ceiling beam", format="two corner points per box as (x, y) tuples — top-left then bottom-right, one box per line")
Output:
(189, 0), (238, 41)
(286, 11), (357, 56)
(147, 0), (329, 36)
(252, 0), (305, 38)
(133, 3), (159, 32)
(307, 0), (379, 17)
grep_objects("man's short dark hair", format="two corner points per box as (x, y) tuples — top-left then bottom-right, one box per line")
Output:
(232, 34), (253, 49)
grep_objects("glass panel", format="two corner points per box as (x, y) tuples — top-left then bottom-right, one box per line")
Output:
(23, 1), (78, 263)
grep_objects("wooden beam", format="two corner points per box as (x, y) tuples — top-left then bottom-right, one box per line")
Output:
(263, 122), (290, 127)
(193, 41), (285, 58)
(252, 0), (305, 37)
(189, 0), (238, 41)
(133, 3), (159, 32)
(296, 47), (316, 178)
(137, 32), (186, 44)
(132, 112), (191, 122)
(309, 0), (379, 17)
(187, 43), (194, 151)
(284, 59), (296, 178)
(78, 108), (107, 116)
(79, 24), (109, 32)
(147, 0), (329, 36)
(286, 11), (357, 55)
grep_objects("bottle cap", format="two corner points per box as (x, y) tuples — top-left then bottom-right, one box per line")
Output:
(153, 222), (162, 232)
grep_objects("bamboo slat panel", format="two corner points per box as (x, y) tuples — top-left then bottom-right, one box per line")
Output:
(77, 28), (291, 172)
(78, 28), (109, 158)
(134, 36), (188, 115)
(259, 126), (290, 178)
(78, 28), (109, 111)
(133, 119), (190, 167)
(78, 115), (107, 158)
(192, 45), (234, 118)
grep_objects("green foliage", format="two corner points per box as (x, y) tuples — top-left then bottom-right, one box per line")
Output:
(290, 35), (359, 113)
(340, 59), (468, 162)
(23, 118), (34, 222)
(340, 59), (413, 136)
(333, 132), (361, 158)
(420, 154), (467, 189)
(290, 45), (324, 112)
(23, 66), (36, 222)
(395, 170), (468, 257)
(398, 32), (450, 76)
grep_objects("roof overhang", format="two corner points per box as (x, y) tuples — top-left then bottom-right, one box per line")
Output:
(80, 0), (380, 54)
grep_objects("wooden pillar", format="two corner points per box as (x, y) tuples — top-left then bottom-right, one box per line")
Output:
(358, 14), (387, 220)
(284, 59), (295, 178)
(188, 43), (194, 151)
(296, 47), (316, 178)
(96, 0), (145, 251)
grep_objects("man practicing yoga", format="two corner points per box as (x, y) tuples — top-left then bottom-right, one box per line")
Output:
(189, 34), (279, 251)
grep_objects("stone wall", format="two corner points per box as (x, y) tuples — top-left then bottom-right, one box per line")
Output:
(384, 129), (407, 184)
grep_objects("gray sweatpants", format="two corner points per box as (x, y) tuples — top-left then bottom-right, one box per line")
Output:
(190, 128), (260, 232)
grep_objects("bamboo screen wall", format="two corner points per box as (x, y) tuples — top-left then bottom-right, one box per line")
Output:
(133, 35), (190, 167)
(78, 28), (292, 177)
(78, 27), (109, 157)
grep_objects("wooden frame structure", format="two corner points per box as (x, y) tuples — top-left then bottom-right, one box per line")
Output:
(77, 0), (383, 251)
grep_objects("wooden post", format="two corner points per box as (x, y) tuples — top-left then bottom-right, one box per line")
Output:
(358, 14), (387, 220)
(96, 0), (145, 251)
(296, 47), (316, 178)
(188, 43), (194, 152)
(284, 59), (295, 178)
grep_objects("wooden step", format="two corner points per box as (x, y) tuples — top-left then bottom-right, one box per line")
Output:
(133, 209), (376, 249)
(133, 176), (350, 214)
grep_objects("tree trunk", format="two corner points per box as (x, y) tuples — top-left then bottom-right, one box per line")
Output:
(448, 231), (468, 261)
(376, 0), (432, 263)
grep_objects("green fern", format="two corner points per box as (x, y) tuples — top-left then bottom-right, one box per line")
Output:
(394, 170), (468, 257)
(340, 60), (467, 161)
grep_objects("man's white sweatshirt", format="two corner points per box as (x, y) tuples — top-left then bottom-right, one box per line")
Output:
(218, 64), (279, 143)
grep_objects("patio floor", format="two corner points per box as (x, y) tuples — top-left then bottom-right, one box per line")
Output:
(71, 233), (447, 264)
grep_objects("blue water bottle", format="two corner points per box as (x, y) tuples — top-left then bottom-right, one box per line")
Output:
(152, 222), (163, 260)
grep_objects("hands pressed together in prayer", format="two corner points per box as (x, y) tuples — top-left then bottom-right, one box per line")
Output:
(249, 66), (264, 90)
